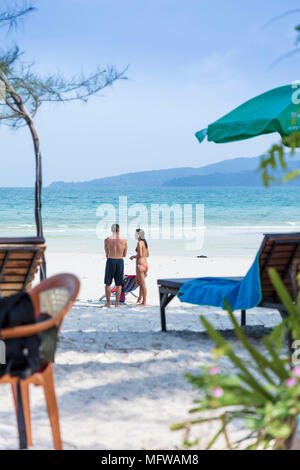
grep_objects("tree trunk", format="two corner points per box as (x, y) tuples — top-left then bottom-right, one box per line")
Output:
(27, 119), (46, 279)
(27, 121), (43, 237)
(0, 71), (46, 279)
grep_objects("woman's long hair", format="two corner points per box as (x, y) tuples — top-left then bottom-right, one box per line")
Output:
(136, 228), (148, 249)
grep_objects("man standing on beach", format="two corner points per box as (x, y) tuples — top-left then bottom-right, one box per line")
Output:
(104, 224), (127, 307)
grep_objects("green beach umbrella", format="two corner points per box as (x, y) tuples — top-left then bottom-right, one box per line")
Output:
(196, 84), (300, 146)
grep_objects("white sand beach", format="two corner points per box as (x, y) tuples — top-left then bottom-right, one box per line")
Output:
(0, 253), (283, 450)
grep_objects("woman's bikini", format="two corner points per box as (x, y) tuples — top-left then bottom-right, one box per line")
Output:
(136, 246), (148, 273)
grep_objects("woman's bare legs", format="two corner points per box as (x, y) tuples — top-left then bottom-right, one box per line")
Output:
(137, 286), (142, 303)
(137, 265), (147, 306)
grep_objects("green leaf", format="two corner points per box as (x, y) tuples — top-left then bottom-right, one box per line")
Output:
(170, 422), (186, 431)
(268, 422), (291, 439)
(267, 320), (286, 350)
(200, 315), (274, 402)
(282, 169), (300, 183)
(184, 439), (199, 448)
(268, 268), (300, 339)
(205, 421), (228, 450)
(223, 299), (283, 383)
(278, 150), (287, 169)
(263, 336), (289, 380)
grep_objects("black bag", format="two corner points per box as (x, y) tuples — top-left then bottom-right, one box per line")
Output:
(0, 292), (59, 449)
(0, 292), (40, 379)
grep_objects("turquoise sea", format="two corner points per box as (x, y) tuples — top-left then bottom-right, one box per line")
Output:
(0, 186), (300, 257)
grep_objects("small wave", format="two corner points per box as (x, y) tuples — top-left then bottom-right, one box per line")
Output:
(44, 229), (67, 233)
(206, 225), (300, 230)
(2, 224), (35, 229)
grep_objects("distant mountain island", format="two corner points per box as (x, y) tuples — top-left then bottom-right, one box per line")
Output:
(49, 154), (300, 189)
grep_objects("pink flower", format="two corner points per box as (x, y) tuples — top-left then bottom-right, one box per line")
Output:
(293, 367), (300, 377)
(212, 387), (224, 397)
(285, 378), (297, 387)
(209, 366), (220, 375)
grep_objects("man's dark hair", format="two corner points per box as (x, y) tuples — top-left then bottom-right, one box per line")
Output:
(111, 224), (120, 233)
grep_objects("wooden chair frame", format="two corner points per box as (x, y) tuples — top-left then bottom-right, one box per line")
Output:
(0, 237), (46, 297)
(157, 233), (300, 332)
(0, 273), (80, 450)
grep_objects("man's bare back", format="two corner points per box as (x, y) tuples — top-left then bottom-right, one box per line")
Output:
(105, 236), (127, 259)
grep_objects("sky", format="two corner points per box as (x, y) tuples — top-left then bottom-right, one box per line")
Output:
(1, 0), (300, 186)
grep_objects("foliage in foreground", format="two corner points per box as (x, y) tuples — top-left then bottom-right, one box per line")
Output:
(172, 269), (300, 450)
(259, 132), (300, 187)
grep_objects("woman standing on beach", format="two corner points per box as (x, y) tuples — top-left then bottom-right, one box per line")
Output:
(130, 228), (149, 306)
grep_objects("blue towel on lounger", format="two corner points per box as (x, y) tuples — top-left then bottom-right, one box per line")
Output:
(178, 253), (262, 310)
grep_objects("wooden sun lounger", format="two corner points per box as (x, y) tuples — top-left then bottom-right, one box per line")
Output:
(157, 233), (300, 331)
(0, 237), (46, 297)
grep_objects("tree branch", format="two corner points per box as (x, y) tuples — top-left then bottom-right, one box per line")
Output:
(0, 2), (36, 31)
(0, 112), (22, 119)
(0, 6), (127, 127)
(268, 46), (300, 70)
(263, 9), (300, 28)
